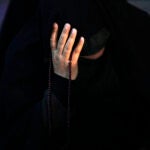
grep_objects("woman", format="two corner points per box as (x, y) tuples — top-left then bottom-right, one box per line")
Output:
(0, 0), (150, 149)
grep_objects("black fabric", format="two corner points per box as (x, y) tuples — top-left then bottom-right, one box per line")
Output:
(0, 15), (48, 149)
(82, 27), (110, 55)
(41, 0), (150, 149)
(0, 0), (39, 77)
(0, 0), (150, 149)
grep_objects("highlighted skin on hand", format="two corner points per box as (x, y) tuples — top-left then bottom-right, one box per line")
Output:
(50, 23), (85, 80)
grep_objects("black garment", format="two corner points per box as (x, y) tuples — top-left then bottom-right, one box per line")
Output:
(44, 0), (150, 149)
(0, 0), (150, 149)
(0, 0), (39, 77)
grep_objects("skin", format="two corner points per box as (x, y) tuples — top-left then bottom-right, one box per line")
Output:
(50, 22), (105, 80)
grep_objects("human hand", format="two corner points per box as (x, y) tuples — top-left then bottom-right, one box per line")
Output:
(50, 23), (84, 80)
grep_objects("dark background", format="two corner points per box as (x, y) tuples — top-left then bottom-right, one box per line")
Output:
(0, 0), (9, 29)
(0, 0), (150, 30)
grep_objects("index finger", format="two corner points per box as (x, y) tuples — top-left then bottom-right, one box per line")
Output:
(71, 37), (85, 64)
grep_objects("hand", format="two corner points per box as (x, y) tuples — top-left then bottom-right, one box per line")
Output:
(50, 23), (84, 80)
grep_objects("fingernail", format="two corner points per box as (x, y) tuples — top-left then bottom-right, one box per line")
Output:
(65, 23), (70, 29)
(81, 37), (84, 41)
(72, 28), (77, 34)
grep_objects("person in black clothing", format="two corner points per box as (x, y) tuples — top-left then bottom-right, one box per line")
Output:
(0, 0), (150, 149)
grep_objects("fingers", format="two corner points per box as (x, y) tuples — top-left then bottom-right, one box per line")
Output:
(50, 23), (58, 50)
(50, 22), (85, 64)
(57, 23), (71, 54)
(62, 28), (77, 60)
(71, 37), (85, 64)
